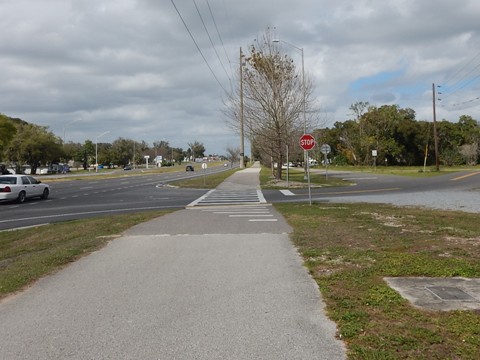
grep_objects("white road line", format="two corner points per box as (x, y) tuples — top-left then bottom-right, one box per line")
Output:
(280, 190), (295, 196)
(249, 219), (278, 222)
(214, 211), (270, 214)
(257, 190), (267, 203)
(186, 189), (216, 207)
(229, 214), (273, 217)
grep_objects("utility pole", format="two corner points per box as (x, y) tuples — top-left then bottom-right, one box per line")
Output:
(239, 47), (245, 169)
(432, 83), (440, 171)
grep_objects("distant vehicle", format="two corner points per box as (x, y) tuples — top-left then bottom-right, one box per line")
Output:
(123, 165), (132, 170)
(224, 163), (229, 167)
(185, 165), (194, 171)
(0, 175), (50, 203)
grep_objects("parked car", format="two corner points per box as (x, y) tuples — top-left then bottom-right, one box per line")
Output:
(185, 165), (194, 171)
(123, 165), (132, 170)
(0, 175), (50, 203)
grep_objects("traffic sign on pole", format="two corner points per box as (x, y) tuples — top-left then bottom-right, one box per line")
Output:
(299, 134), (316, 151)
(320, 144), (331, 155)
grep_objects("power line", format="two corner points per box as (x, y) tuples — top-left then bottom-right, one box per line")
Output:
(442, 50), (480, 85)
(440, 50), (480, 101)
(170, 0), (229, 94)
(192, 0), (232, 89)
(205, 0), (233, 76)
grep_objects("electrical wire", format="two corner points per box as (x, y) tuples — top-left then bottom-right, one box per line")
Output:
(205, 0), (232, 76)
(170, 0), (229, 94)
(192, 0), (232, 89)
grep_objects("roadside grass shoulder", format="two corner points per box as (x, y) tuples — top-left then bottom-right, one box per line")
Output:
(329, 165), (480, 177)
(274, 202), (480, 359)
(169, 168), (239, 188)
(260, 166), (351, 188)
(0, 211), (170, 301)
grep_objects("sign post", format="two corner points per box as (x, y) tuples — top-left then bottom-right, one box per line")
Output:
(320, 144), (331, 180)
(299, 134), (316, 205)
(201, 162), (207, 185)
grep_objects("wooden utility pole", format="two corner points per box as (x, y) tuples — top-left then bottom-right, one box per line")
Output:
(432, 83), (440, 171)
(239, 47), (245, 169)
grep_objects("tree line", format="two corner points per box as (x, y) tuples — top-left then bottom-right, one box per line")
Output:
(316, 103), (480, 167)
(0, 113), (207, 174)
(225, 28), (480, 177)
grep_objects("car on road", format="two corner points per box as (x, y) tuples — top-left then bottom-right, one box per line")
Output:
(185, 165), (194, 171)
(123, 165), (132, 170)
(0, 175), (50, 203)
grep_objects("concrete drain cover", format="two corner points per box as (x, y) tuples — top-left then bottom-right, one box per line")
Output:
(426, 286), (476, 301)
(384, 277), (480, 311)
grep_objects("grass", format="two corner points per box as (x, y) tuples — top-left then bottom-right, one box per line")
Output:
(169, 167), (239, 188)
(274, 202), (480, 359)
(260, 166), (351, 188)
(0, 211), (170, 300)
(327, 164), (480, 177)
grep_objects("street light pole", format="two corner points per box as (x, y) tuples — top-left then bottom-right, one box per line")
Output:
(239, 47), (245, 169)
(95, 131), (110, 173)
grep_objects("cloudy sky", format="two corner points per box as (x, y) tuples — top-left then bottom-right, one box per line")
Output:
(1, 0), (479, 155)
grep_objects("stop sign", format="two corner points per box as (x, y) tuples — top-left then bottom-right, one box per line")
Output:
(299, 133), (316, 151)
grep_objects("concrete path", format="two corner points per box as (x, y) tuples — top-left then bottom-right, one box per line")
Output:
(0, 163), (346, 359)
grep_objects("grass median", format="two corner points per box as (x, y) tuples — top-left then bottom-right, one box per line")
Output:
(275, 202), (480, 359)
(169, 167), (239, 188)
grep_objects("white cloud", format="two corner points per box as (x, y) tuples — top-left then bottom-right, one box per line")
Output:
(0, 0), (479, 154)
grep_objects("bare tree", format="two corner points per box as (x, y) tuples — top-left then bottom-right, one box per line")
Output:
(225, 146), (240, 165)
(459, 142), (479, 165)
(224, 28), (315, 179)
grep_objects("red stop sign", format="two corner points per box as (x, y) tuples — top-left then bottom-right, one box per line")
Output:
(299, 133), (316, 150)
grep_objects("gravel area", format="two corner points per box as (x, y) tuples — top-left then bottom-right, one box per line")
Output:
(324, 189), (480, 213)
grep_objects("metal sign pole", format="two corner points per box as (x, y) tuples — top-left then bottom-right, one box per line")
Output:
(307, 150), (312, 205)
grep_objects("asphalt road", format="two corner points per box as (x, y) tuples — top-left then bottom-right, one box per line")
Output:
(0, 165), (230, 230)
(263, 169), (480, 210)
(2, 167), (479, 230)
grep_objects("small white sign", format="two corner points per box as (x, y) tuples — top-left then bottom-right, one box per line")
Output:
(372, 150), (378, 157)
(201, 163), (207, 169)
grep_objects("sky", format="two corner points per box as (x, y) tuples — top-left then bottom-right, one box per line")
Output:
(1, 0), (479, 156)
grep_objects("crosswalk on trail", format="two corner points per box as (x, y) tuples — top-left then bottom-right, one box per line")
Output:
(187, 189), (267, 207)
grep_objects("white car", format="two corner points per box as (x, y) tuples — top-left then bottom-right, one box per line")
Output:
(0, 175), (50, 203)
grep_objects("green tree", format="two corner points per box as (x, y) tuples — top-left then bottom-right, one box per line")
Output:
(110, 138), (135, 166)
(5, 124), (63, 174)
(0, 114), (17, 161)
(187, 141), (205, 160)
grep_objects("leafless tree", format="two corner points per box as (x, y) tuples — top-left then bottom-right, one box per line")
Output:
(225, 146), (240, 165)
(459, 142), (479, 165)
(224, 28), (315, 179)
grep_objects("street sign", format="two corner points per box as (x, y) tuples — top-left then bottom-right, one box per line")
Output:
(201, 163), (207, 169)
(299, 134), (316, 151)
(320, 144), (331, 155)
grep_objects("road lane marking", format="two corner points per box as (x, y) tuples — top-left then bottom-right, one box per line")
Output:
(229, 214), (274, 217)
(280, 190), (295, 196)
(451, 172), (480, 181)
